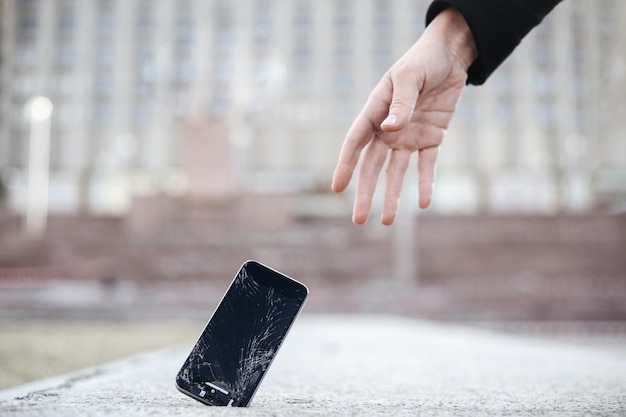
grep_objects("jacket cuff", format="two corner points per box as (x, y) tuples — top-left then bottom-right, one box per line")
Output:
(426, 0), (554, 85)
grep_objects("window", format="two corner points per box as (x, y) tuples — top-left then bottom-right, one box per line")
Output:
(372, 44), (391, 67)
(210, 94), (231, 114)
(175, 61), (193, 84)
(97, 15), (115, 38)
(94, 102), (113, 127)
(176, 18), (194, 49)
(134, 103), (153, 126)
(17, 17), (37, 43)
(532, 71), (553, 97)
(96, 45), (115, 67)
(57, 44), (76, 67)
(332, 73), (352, 95)
(534, 99), (554, 128)
(294, 15), (312, 34)
(293, 44), (313, 65)
(95, 74), (114, 96)
(333, 45), (351, 67)
(16, 46), (38, 66)
(333, 16), (351, 37)
(214, 62), (234, 81)
(215, 31), (234, 53)
(291, 73), (314, 96)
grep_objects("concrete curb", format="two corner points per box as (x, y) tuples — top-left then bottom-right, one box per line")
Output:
(0, 347), (182, 402)
(1, 315), (625, 416)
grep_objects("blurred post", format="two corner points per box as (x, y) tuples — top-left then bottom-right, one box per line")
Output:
(392, 171), (418, 284)
(23, 96), (53, 238)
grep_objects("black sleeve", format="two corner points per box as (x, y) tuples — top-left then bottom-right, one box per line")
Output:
(426, 0), (563, 85)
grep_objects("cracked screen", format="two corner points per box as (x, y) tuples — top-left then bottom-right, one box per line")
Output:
(176, 261), (308, 407)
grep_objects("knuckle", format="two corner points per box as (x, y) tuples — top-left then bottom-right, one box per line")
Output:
(389, 99), (414, 114)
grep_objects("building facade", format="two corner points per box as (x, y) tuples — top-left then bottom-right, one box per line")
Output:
(0, 0), (625, 215)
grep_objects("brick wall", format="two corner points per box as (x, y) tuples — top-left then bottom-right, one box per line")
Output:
(1, 201), (625, 320)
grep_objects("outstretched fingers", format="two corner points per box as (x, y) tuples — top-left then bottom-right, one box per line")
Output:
(353, 139), (388, 225)
(381, 149), (411, 225)
(333, 81), (392, 193)
(418, 146), (439, 209)
(332, 118), (371, 192)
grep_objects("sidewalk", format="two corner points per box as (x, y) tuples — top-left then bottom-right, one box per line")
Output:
(1, 315), (625, 417)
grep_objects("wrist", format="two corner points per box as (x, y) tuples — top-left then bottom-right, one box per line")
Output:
(427, 7), (477, 71)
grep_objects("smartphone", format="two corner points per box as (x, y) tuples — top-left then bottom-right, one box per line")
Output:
(175, 260), (308, 407)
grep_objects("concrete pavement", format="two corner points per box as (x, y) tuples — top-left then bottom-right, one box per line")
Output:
(1, 315), (625, 416)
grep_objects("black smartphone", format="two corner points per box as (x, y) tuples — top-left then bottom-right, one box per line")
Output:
(175, 260), (308, 407)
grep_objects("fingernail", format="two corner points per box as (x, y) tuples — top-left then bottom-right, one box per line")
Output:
(381, 114), (398, 126)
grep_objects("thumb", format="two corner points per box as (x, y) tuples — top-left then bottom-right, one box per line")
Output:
(380, 70), (421, 132)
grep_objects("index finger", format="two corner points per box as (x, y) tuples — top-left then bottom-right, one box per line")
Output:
(332, 79), (392, 193)
(332, 114), (376, 193)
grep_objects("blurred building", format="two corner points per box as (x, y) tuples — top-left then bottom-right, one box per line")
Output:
(0, 0), (625, 215)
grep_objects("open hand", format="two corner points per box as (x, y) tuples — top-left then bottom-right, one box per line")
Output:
(331, 8), (477, 225)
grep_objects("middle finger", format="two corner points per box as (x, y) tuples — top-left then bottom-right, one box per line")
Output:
(353, 138), (388, 225)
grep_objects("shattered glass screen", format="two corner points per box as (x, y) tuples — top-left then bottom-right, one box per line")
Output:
(176, 261), (308, 407)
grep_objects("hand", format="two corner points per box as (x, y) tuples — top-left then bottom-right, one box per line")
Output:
(331, 8), (477, 225)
